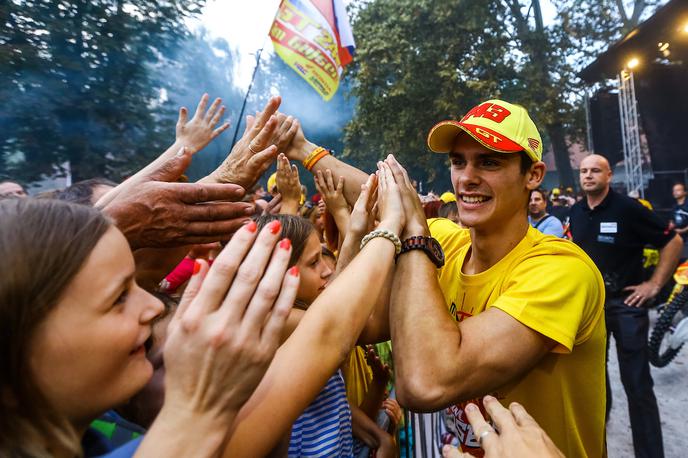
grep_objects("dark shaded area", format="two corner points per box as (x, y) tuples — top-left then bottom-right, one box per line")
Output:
(589, 90), (623, 167)
(581, 0), (688, 209)
(579, 0), (688, 82)
(0, 0), (206, 184)
(635, 64), (688, 209)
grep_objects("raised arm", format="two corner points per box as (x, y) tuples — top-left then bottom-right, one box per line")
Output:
(275, 154), (303, 215)
(97, 93), (230, 208)
(385, 156), (556, 411)
(201, 97), (299, 190)
(315, 169), (350, 245)
(223, 167), (404, 456)
(285, 123), (369, 206)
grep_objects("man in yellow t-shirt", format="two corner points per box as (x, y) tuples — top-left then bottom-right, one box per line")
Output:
(383, 100), (607, 457)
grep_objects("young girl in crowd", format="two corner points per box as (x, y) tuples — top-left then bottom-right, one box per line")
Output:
(254, 214), (399, 457)
(0, 165), (404, 457)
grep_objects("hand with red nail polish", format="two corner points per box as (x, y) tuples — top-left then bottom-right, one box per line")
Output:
(162, 215), (298, 443)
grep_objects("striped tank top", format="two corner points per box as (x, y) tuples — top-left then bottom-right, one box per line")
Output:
(288, 370), (353, 457)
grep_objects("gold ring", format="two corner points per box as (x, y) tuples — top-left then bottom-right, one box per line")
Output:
(248, 143), (259, 154)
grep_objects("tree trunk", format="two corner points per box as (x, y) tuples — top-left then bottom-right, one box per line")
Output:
(546, 122), (575, 188)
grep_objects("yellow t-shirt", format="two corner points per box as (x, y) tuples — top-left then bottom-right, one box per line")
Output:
(428, 218), (607, 458)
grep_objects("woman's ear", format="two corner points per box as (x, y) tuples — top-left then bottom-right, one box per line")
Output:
(526, 161), (546, 191)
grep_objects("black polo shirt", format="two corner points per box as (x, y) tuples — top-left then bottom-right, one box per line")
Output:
(569, 188), (674, 295)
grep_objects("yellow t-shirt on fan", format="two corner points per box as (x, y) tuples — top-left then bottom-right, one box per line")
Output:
(427, 218), (607, 458)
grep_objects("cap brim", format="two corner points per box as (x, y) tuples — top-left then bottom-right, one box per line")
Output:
(427, 120), (523, 155)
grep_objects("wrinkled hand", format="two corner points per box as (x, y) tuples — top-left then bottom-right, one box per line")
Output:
(176, 93), (230, 154)
(441, 396), (564, 458)
(209, 97), (298, 190)
(348, 174), (378, 238)
(623, 281), (661, 307)
(376, 159), (405, 236)
(102, 147), (253, 250)
(315, 170), (347, 215)
(275, 153), (302, 207)
(384, 155), (429, 239)
(163, 221), (299, 419)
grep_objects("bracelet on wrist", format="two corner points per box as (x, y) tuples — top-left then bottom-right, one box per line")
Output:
(359, 229), (402, 255)
(303, 146), (330, 171)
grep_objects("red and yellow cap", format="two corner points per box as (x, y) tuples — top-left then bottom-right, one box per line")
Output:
(427, 99), (543, 162)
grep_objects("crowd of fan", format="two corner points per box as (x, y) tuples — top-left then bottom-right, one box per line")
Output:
(4, 93), (676, 458)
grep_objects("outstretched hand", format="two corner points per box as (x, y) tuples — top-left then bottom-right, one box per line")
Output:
(176, 93), (230, 154)
(101, 146), (254, 250)
(163, 220), (299, 418)
(208, 97), (299, 190)
(315, 170), (347, 216)
(441, 396), (564, 458)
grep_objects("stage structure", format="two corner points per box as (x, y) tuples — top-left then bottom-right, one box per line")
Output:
(618, 69), (646, 198)
(580, 0), (688, 209)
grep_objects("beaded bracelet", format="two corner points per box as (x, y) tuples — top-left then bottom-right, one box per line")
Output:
(303, 146), (330, 171)
(360, 229), (402, 255)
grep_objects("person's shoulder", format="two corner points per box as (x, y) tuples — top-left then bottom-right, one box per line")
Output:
(428, 217), (461, 233)
(428, 218), (469, 242)
(518, 227), (600, 273)
(545, 214), (563, 225)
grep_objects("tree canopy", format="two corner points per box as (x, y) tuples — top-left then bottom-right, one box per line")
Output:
(0, 0), (206, 183)
(343, 0), (662, 189)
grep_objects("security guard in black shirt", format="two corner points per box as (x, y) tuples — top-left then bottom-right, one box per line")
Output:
(570, 154), (682, 458)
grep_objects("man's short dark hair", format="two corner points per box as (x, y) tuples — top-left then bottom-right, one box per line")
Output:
(519, 151), (534, 175)
(529, 187), (547, 201)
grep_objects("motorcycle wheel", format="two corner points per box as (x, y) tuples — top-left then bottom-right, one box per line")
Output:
(648, 289), (688, 367)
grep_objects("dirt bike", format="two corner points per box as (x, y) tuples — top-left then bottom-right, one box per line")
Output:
(648, 260), (688, 367)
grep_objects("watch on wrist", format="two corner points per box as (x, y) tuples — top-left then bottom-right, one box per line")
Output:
(397, 236), (445, 268)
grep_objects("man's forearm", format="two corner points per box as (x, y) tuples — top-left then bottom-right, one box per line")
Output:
(651, 235), (683, 287)
(390, 250), (462, 409)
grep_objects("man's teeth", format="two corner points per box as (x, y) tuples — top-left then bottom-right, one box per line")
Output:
(461, 195), (489, 203)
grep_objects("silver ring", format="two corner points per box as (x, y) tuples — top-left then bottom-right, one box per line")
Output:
(248, 143), (259, 154)
(477, 429), (492, 445)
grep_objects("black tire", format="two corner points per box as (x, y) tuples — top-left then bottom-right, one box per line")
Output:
(648, 290), (688, 367)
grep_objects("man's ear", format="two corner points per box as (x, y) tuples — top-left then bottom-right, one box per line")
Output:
(525, 161), (546, 191)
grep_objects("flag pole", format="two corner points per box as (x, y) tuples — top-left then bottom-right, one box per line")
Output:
(230, 46), (264, 149)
